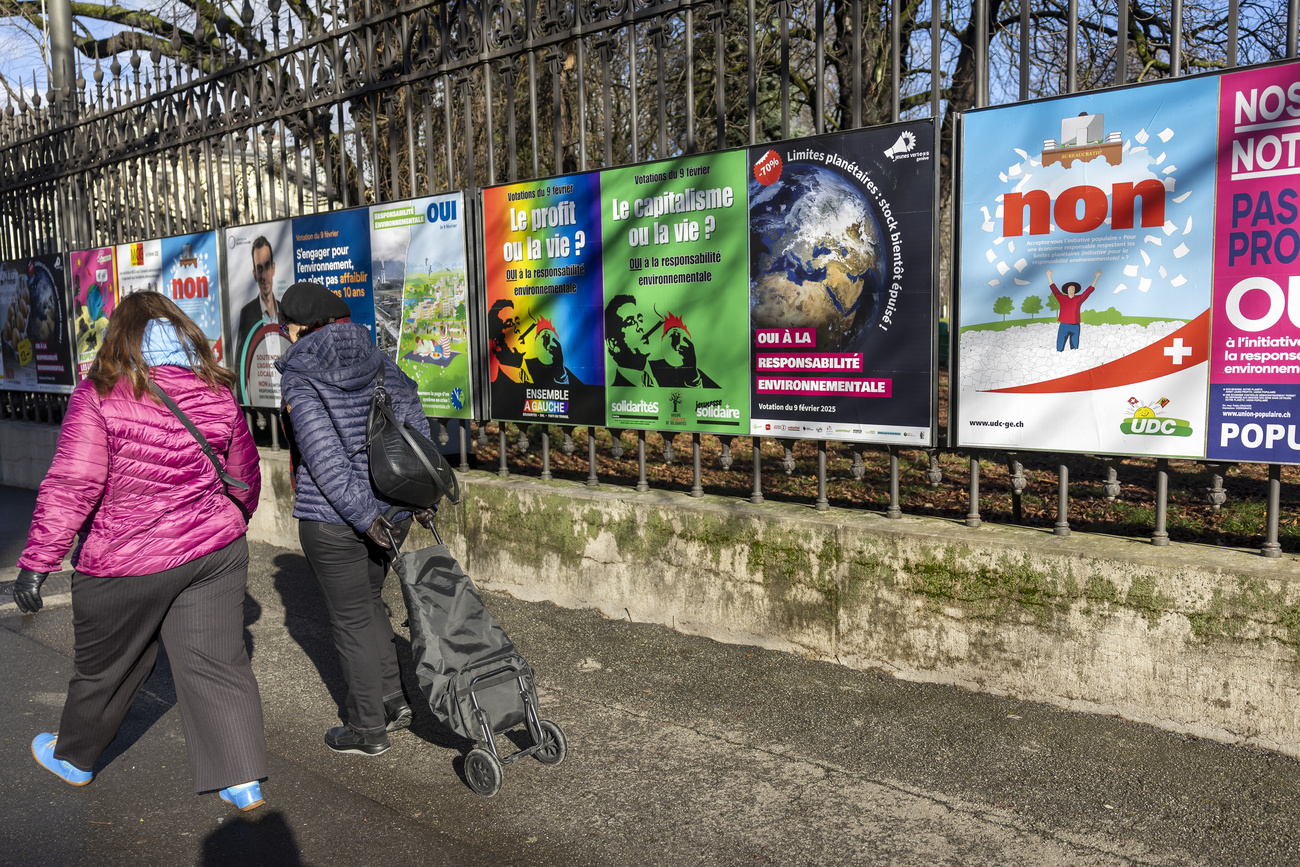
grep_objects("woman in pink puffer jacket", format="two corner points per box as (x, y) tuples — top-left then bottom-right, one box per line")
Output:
(13, 291), (269, 812)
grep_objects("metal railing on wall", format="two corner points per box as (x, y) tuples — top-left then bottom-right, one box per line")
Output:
(0, 0), (1297, 556)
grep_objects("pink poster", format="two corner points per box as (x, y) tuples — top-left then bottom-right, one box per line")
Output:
(68, 247), (118, 380)
(1209, 62), (1300, 463)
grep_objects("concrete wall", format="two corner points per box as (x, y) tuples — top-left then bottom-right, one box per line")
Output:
(7, 423), (1300, 757)
(246, 449), (1300, 758)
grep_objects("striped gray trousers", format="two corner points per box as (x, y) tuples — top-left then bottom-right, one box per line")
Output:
(52, 536), (268, 793)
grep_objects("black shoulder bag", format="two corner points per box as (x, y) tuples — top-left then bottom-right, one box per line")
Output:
(149, 381), (252, 523)
(358, 364), (460, 509)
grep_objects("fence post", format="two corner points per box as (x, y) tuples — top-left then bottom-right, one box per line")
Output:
(1008, 453), (1025, 523)
(1151, 459), (1170, 546)
(636, 430), (648, 492)
(966, 453), (981, 527)
(1054, 461), (1070, 537)
(887, 445), (901, 518)
(691, 433), (703, 498)
(541, 426), (551, 481)
(1262, 464), (1282, 558)
(815, 440), (828, 511)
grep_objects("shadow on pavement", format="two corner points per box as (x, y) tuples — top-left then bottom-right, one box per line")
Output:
(201, 809), (308, 867)
(269, 550), (348, 722)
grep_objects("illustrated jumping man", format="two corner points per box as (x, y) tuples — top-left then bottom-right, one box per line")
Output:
(1046, 268), (1100, 352)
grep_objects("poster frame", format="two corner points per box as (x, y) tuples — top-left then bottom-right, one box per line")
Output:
(0, 250), (76, 394)
(949, 67), (1273, 459)
(746, 117), (942, 447)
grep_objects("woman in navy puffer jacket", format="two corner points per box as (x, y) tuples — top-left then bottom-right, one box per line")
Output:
(14, 290), (268, 811)
(276, 282), (434, 757)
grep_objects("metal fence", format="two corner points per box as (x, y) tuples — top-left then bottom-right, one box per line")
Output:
(0, 0), (1297, 551)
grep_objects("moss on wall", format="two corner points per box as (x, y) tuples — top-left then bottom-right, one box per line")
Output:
(454, 475), (1300, 650)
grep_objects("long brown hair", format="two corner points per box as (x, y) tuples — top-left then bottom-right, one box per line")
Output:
(87, 291), (235, 398)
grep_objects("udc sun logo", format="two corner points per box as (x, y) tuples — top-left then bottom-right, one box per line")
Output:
(450, 387), (464, 411)
(1120, 396), (1192, 437)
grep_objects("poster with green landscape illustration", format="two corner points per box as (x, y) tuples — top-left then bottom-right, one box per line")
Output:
(370, 193), (473, 417)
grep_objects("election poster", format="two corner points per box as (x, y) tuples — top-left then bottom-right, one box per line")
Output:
(482, 172), (606, 426)
(371, 193), (474, 418)
(68, 246), (118, 380)
(225, 219), (294, 407)
(291, 207), (375, 338)
(748, 121), (937, 444)
(0, 253), (74, 392)
(601, 152), (751, 432)
(955, 77), (1218, 458)
(1208, 61), (1300, 464)
(117, 232), (226, 363)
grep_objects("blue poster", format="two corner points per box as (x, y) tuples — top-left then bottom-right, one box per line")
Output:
(118, 232), (225, 363)
(291, 208), (374, 336)
(159, 233), (223, 352)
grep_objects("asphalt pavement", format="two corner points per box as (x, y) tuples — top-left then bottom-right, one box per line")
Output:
(2, 483), (1299, 867)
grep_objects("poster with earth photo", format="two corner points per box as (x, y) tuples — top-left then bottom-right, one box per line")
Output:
(747, 120), (937, 445)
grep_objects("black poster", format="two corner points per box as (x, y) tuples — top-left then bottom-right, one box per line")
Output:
(747, 121), (937, 445)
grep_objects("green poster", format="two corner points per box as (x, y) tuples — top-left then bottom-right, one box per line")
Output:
(601, 152), (750, 432)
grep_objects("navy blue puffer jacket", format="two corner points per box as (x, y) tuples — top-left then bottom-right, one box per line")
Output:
(276, 322), (431, 530)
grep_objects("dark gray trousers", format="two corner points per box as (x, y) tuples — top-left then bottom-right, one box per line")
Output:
(53, 537), (268, 793)
(299, 519), (409, 734)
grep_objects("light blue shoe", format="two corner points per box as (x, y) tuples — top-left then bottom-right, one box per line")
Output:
(219, 781), (265, 811)
(31, 733), (93, 786)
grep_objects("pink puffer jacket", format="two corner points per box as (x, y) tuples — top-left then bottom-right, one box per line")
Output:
(18, 366), (261, 577)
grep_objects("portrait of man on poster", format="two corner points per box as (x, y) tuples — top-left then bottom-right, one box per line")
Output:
(237, 236), (279, 363)
(604, 294), (657, 387)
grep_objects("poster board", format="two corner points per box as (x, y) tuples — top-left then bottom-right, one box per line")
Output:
(371, 193), (474, 418)
(955, 78), (1218, 458)
(481, 173), (608, 426)
(748, 120), (938, 445)
(116, 232), (226, 362)
(600, 152), (752, 433)
(0, 253), (74, 392)
(68, 247), (118, 381)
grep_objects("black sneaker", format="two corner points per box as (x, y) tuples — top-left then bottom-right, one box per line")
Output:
(325, 725), (390, 756)
(384, 699), (413, 733)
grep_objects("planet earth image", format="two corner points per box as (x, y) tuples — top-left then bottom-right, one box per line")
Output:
(749, 163), (887, 350)
(27, 263), (59, 342)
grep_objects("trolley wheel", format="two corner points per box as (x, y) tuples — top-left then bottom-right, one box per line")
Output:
(464, 748), (503, 797)
(534, 720), (567, 766)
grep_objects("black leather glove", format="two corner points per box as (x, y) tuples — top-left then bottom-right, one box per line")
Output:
(13, 569), (49, 614)
(364, 513), (396, 549)
(412, 507), (437, 529)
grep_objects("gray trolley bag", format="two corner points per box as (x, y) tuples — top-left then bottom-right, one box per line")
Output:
(385, 522), (567, 797)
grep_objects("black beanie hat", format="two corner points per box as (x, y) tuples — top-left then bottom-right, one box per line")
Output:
(279, 282), (352, 328)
